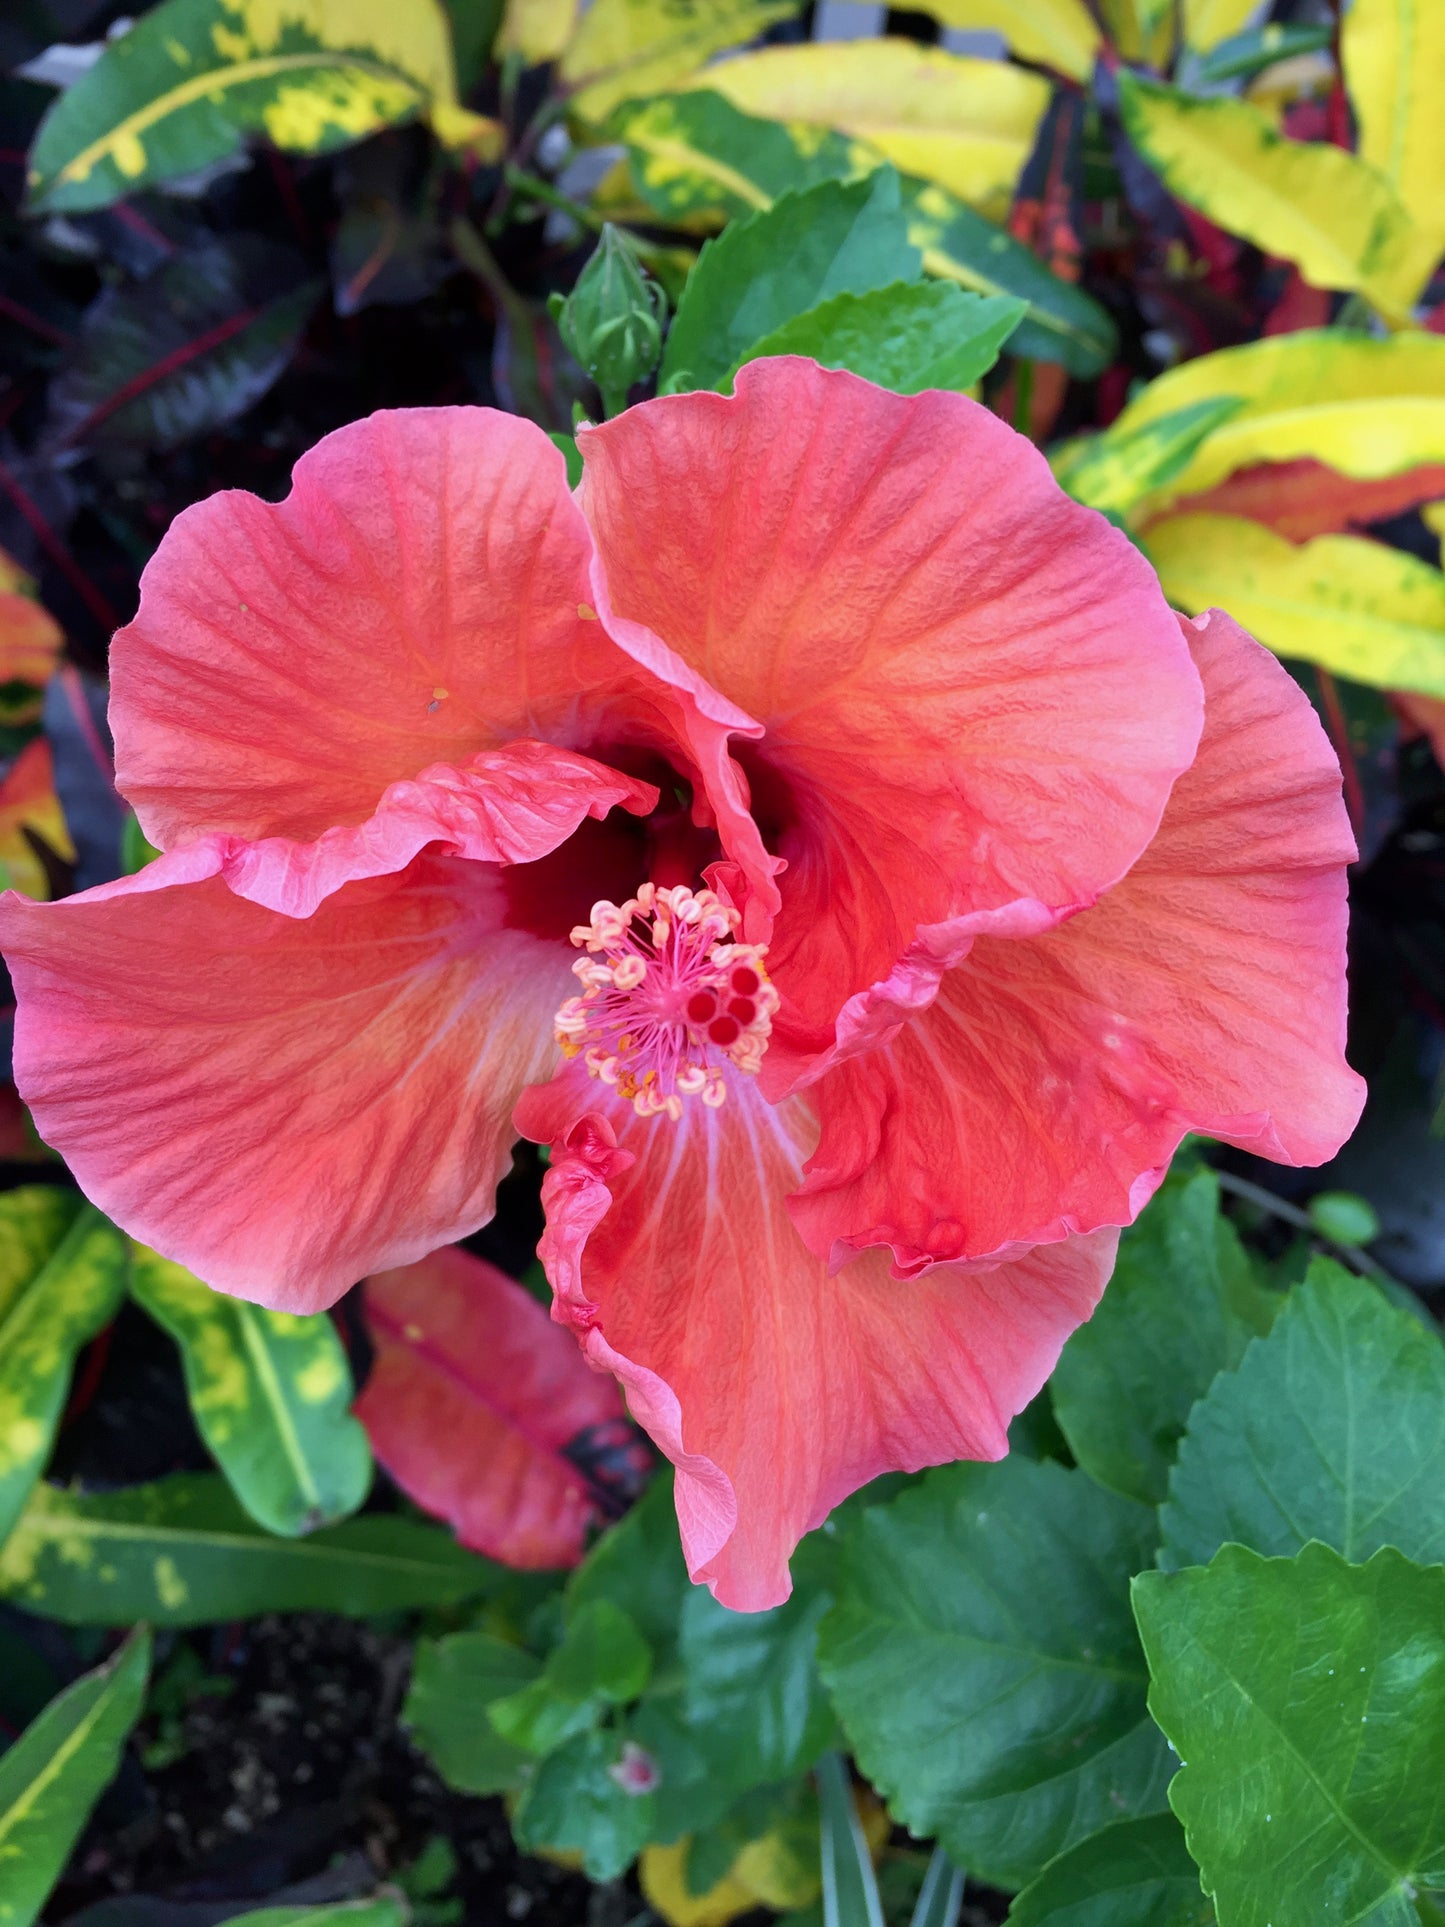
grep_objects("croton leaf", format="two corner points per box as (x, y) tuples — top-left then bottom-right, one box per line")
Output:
(0, 1624), (151, 1927)
(25, 0), (486, 214)
(129, 1241), (372, 1538)
(560, 0), (798, 126)
(1343, 0), (1445, 259)
(903, 0), (1100, 84)
(1134, 1543), (1445, 1927)
(0, 1187), (126, 1546)
(46, 239), (319, 454)
(1167, 457), (1445, 541)
(0, 1473), (497, 1623)
(817, 1458), (1173, 1892)
(356, 1242), (634, 1569)
(0, 738), (74, 899)
(1159, 1258), (1445, 1571)
(1144, 512), (1445, 699)
(684, 38), (1051, 216)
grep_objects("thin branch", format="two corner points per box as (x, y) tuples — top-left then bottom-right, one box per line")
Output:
(1213, 1168), (1387, 1281)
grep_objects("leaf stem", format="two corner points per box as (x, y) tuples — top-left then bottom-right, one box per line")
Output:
(1213, 1169), (1386, 1281)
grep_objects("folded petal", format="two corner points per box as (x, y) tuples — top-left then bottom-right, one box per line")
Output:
(112, 407), (631, 849)
(357, 1243), (627, 1568)
(1, 849), (574, 1309)
(578, 358), (1203, 1088)
(192, 739), (656, 919)
(516, 1071), (1118, 1611)
(792, 611), (1367, 1275)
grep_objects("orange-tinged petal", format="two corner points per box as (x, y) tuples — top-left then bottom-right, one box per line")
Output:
(792, 611), (1366, 1274)
(577, 359), (1204, 1091)
(517, 1070), (1117, 1610)
(0, 739), (74, 900)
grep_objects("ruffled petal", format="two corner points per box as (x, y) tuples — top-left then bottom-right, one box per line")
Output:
(516, 1071), (1118, 1611)
(112, 407), (627, 849)
(577, 358), (1203, 1089)
(0, 849), (573, 1309)
(186, 740), (656, 919)
(791, 611), (1367, 1275)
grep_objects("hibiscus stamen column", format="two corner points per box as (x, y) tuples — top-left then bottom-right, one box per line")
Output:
(554, 883), (777, 1119)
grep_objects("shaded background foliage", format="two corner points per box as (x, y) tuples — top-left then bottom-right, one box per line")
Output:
(1, 0), (1444, 1922)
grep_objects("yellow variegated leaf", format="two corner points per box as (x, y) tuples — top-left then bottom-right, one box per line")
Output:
(1097, 0), (1172, 64)
(1423, 500), (1445, 563)
(1184, 0), (1265, 54)
(1343, 0), (1445, 259)
(1146, 512), (1445, 697)
(498, 0), (580, 64)
(640, 1844), (759, 1927)
(560, 0), (797, 125)
(906, 0), (1099, 83)
(0, 740), (74, 901)
(686, 40), (1050, 216)
(1108, 328), (1445, 513)
(28, 0), (472, 212)
(1116, 73), (1434, 318)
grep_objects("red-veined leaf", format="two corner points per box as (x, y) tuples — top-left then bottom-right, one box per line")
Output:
(357, 1244), (638, 1569)
(1162, 458), (1445, 542)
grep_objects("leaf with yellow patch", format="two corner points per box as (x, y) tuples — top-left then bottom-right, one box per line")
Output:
(0, 1474), (498, 1624)
(903, 0), (1099, 83)
(0, 1190), (127, 1549)
(561, 0), (798, 127)
(0, 1625), (151, 1927)
(1103, 327), (1445, 515)
(27, 0), (473, 214)
(0, 741), (74, 902)
(1051, 396), (1244, 522)
(1343, 0), (1445, 261)
(1184, 0), (1267, 55)
(1117, 73), (1434, 318)
(498, 0), (579, 64)
(129, 1243), (370, 1537)
(614, 91), (1117, 374)
(1146, 511), (1445, 697)
(684, 40), (1050, 217)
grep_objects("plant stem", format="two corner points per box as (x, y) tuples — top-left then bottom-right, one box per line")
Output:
(1213, 1169), (1387, 1280)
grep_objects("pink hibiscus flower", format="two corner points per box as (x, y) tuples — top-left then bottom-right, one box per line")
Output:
(0, 360), (1364, 1609)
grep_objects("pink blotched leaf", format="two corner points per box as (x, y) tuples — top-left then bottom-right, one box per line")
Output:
(357, 1243), (629, 1568)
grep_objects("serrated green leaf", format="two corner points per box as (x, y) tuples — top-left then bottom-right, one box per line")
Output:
(514, 1726), (658, 1880)
(661, 167), (920, 392)
(679, 1576), (835, 1787)
(404, 1631), (541, 1794)
(1116, 73), (1434, 318)
(1051, 1170), (1278, 1508)
(129, 1242), (371, 1538)
(734, 280), (1023, 393)
(0, 1625), (151, 1927)
(1134, 1544), (1445, 1927)
(817, 1459), (1173, 1892)
(26, 0), (477, 214)
(490, 1598), (652, 1755)
(0, 1190), (127, 1547)
(1006, 1814), (1213, 1926)
(1159, 1258), (1445, 1571)
(616, 90), (1117, 375)
(0, 1473), (496, 1624)
(1051, 398), (1244, 523)
(566, 1471), (689, 1655)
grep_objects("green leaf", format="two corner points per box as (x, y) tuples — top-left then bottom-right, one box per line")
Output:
(679, 1574), (835, 1787)
(1133, 1543), (1445, 1927)
(1051, 1170), (1278, 1508)
(513, 1727), (658, 1880)
(26, 0), (476, 213)
(219, 1905), (408, 1927)
(0, 1624), (151, 1927)
(1158, 1258), (1445, 1571)
(490, 1598), (652, 1755)
(733, 280), (1023, 392)
(129, 1242), (371, 1538)
(1116, 73), (1433, 318)
(1190, 21), (1333, 85)
(566, 1471), (690, 1655)
(1050, 398), (1245, 524)
(1006, 1815), (1213, 1925)
(619, 90), (1116, 376)
(403, 1631), (540, 1795)
(0, 1473), (497, 1624)
(0, 1189), (128, 1547)
(661, 167), (920, 392)
(817, 1459), (1173, 1891)
(817, 1752), (885, 1927)
(910, 1845), (966, 1927)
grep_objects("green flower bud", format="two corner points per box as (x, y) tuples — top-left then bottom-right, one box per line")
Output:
(551, 225), (667, 417)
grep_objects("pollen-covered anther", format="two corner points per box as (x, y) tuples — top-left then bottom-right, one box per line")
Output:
(553, 883), (777, 1119)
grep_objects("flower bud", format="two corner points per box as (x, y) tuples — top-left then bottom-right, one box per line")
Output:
(551, 225), (667, 417)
